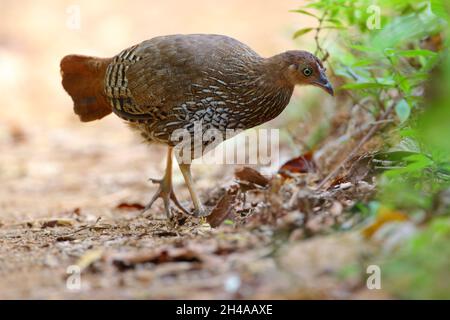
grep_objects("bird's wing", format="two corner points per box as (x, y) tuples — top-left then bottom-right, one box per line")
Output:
(126, 36), (205, 110)
(108, 34), (259, 118)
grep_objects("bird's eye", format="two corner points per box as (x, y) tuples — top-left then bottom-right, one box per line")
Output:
(303, 67), (313, 77)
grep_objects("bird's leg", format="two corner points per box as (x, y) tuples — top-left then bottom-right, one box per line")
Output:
(143, 147), (189, 218)
(178, 163), (209, 217)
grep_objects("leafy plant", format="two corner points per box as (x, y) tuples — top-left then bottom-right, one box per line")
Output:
(293, 0), (449, 212)
(293, 0), (449, 298)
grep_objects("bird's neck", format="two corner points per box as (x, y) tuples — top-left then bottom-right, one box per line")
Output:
(261, 53), (295, 88)
(227, 55), (294, 130)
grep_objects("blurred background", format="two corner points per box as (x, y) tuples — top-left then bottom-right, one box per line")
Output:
(0, 0), (310, 127)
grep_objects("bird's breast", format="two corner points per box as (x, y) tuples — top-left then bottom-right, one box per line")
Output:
(175, 81), (294, 133)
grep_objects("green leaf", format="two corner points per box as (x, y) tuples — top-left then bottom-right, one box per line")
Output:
(290, 9), (319, 19)
(339, 82), (392, 90)
(430, 0), (449, 20)
(399, 128), (416, 138)
(324, 18), (343, 26)
(351, 58), (375, 67)
(395, 99), (411, 123)
(391, 154), (433, 175)
(350, 45), (374, 52)
(371, 13), (441, 51)
(293, 27), (314, 39)
(395, 49), (438, 58)
(321, 25), (346, 30)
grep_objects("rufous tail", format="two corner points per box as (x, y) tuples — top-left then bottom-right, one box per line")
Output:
(60, 55), (112, 122)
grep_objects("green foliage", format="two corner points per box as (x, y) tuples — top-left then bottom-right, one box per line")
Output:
(293, 0), (449, 213)
(293, 28), (315, 39)
(394, 99), (410, 124)
(379, 50), (450, 211)
(293, 0), (449, 298)
(382, 218), (450, 299)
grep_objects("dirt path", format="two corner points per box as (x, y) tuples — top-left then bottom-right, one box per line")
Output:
(0, 121), (384, 299)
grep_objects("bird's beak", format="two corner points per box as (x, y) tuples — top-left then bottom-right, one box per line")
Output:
(313, 70), (334, 96)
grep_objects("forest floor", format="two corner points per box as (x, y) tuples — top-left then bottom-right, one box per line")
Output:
(0, 115), (392, 299)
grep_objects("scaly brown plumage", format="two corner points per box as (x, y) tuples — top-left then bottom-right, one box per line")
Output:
(60, 34), (333, 218)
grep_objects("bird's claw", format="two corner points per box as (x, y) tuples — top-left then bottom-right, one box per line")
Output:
(142, 178), (190, 218)
(143, 177), (210, 219)
(148, 178), (162, 184)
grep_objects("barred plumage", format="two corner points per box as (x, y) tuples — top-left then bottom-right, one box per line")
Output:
(101, 34), (302, 146)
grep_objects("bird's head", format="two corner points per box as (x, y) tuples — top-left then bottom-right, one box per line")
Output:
(277, 50), (334, 96)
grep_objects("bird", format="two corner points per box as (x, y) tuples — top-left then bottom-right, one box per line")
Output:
(60, 34), (333, 218)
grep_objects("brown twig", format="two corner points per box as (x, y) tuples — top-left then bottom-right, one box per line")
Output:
(63, 216), (102, 237)
(316, 103), (395, 190)
(314, 10), (328, 58)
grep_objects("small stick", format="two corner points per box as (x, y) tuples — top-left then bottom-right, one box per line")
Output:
(64, 216), (102, 236)
(316, 103), (395, 190)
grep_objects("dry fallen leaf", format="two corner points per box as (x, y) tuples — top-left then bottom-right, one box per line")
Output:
(111, 248), (203, 271)
(278, 151), (316, 177)
(207, 188), (238, 228)
(41, 218), (75, 228)
(362, 207), (409, 239)
(116, 202), (145, 210)
(235, 167), (270, 187)
(75, 249), (104, 271)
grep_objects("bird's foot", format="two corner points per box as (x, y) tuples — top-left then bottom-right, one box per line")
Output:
(142, 178), (190, 218)
(192, 206), (210, 218)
